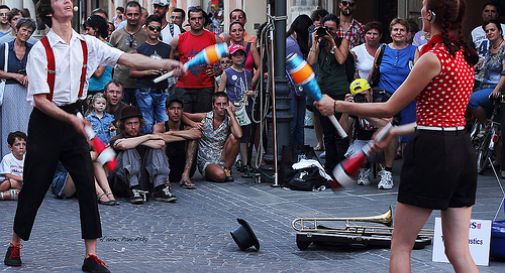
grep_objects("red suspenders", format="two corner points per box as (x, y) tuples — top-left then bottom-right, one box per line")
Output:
(40, 36), (88, 101)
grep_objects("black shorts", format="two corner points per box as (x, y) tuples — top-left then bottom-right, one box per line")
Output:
(398, 129), (477, 209)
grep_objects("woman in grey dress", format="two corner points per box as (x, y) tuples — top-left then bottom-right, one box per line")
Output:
(0, 18), (35, 156)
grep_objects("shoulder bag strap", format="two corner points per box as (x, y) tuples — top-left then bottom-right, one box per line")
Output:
(40, 36), (56, 101)
(3, 42), (8, 80)
(376, 43), (387, 69)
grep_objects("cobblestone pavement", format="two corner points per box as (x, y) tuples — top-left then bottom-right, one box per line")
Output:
(2, 147), (505, 272)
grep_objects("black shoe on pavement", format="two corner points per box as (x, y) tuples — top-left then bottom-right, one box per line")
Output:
(82, 254), (110, 273)
(152, 186), (177, 203)
(130, 188), (147, 204)
(4, 243), (21, 266)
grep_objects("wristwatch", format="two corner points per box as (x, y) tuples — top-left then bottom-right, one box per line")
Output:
(330, 45), (337, 54)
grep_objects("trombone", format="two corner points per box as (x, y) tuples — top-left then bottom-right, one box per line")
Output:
(292, 207), (434, 246)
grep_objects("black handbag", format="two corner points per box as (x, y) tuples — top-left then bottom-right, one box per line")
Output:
(287, 166), (325, 191)
(280, 145), (319, 184)
(370, 44), (387, 87)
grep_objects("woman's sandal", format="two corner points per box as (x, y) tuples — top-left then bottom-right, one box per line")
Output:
(106, 192), (119, 206)
(97, 193), (116, 206)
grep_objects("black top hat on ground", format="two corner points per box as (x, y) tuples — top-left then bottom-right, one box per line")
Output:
(230, 218), (260, 251)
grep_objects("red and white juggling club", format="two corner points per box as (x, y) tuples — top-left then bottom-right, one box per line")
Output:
(153, 43), (229, 83)
(77, 113), (118, 171)
(330, 123), (393, 189)
(286, 53), (347, 138)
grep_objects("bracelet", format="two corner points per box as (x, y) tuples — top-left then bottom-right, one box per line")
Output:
(333, 100), (337, 114)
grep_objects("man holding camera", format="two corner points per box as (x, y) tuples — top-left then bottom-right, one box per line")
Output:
(339, 79), (395, 189)
(307, 14), (352, 174)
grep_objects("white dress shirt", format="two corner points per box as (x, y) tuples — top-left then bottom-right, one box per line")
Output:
(26, 30), (123, 106)
(160, 23), (181, 44)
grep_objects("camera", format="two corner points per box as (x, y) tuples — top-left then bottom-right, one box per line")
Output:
(353, 93), (366, 103)
(316, 26), (328, 37)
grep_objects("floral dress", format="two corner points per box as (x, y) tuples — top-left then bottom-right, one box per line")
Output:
(197, 111), (230, 174)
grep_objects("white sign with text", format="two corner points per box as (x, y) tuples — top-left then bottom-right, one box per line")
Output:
(432, 218), (491, 266)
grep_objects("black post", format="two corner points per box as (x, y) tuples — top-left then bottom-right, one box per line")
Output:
(264, 0), (291, 167)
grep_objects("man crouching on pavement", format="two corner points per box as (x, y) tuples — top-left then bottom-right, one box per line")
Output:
(184, 92), (242, 182)
(154, 98), (201, 189)
(109, 106), (176, 204)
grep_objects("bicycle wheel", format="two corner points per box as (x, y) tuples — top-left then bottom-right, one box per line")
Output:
(476, 130), (492, 174)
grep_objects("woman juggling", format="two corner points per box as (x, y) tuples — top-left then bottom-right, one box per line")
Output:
(315, 0), (479, 272)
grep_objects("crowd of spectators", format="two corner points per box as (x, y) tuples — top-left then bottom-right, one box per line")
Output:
(0, 0), (502, 205)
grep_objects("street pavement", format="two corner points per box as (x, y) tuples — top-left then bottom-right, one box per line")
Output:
(1, 129), (505, 272)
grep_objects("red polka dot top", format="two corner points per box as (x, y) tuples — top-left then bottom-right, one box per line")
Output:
(416, 38), (475, 127)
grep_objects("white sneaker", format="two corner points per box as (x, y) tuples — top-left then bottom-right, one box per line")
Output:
(378, 170), (393, 190)
(357, 168), (371, 185)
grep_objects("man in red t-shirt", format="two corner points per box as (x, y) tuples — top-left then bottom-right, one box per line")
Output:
(170, 7), (222, 113)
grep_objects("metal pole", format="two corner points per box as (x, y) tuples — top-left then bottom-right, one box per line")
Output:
(264, 0), (291, 187)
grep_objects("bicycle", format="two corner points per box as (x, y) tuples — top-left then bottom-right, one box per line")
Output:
(472, 99), (503, 174)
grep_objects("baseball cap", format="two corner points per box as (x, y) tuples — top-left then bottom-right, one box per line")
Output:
(153, 0), (169, 7)
(349, 78), (371, 95)
(229, 44), (246, 55)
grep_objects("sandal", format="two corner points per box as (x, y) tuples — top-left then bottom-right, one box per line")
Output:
(106, 192), (120, 206)
(97, 193), (115, 206)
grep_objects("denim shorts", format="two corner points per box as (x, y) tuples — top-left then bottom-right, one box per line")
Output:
(50, 165), (70, 199)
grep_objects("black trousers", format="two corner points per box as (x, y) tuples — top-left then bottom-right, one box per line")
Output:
(319, 94), (349, 173)
(14, 105), (101, 240)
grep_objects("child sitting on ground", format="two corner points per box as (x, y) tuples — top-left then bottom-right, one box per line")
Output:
(86, 92), (116, 143)
(0, 132), (27, 201)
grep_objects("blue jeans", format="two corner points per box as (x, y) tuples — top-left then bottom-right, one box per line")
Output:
(468, 87), (494, 110)
(289, 92), (306, 145)
(135, 88), (168, 134)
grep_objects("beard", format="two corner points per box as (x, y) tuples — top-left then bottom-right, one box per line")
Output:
(342, 9), (353, 16)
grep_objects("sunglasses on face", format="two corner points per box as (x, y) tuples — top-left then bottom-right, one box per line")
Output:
(148, 25), (161, 32)
(0, 13), (7, 16)
(220, 60), (231, 64)
(341, 1), (354, 7)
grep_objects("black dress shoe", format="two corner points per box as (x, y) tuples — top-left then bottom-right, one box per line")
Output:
(82, 254), (110, 273)
(4, 243), (21, 266)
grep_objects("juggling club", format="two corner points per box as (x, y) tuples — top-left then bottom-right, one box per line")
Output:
(330, 123), (393, 189)
(77, 113), (118, 171)
(286, 53), (348, 138)
(153, 43), (229, 83)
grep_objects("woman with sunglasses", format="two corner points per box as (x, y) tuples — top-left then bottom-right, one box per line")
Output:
(316, 0), (479, 271)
